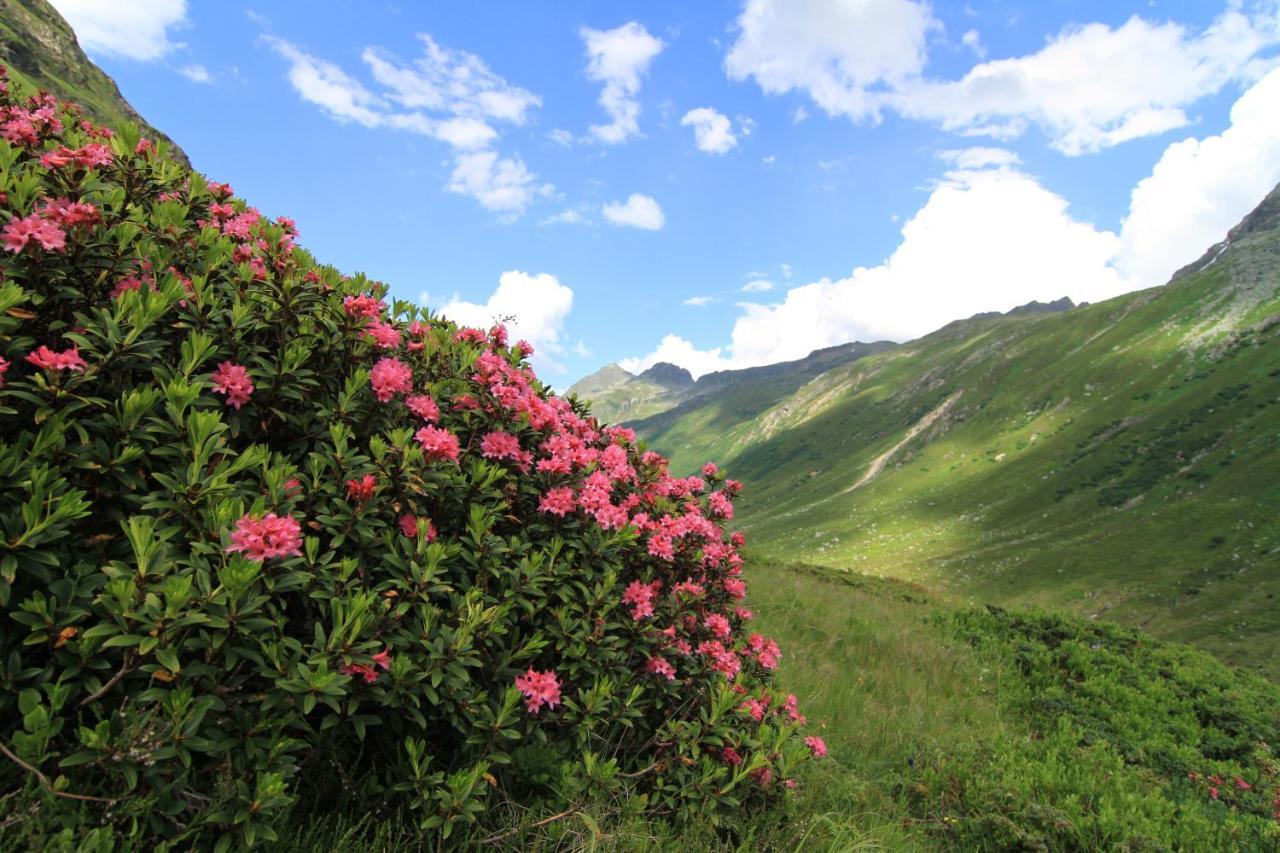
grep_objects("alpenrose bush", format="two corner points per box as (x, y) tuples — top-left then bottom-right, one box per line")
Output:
(0, 70), (822, 848)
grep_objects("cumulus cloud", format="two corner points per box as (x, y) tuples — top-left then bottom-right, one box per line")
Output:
(726, 0), (1280, 155)
(1116, 65), (1280, 286)
(624, 68), (1280, 377)
(725, 0), (936, 122)
(602, 193), (665, 230)
(681, 107), (738, 154)
(429, 271), (575, 373)
(265, 34), (548, 215)
(581, 22), (665, 144)
(50, 0), (188, 62)
(619, 334), (735, 378)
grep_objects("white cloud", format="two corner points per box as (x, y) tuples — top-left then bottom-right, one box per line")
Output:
(681, 107), (738, 154)
(683, 295), (716, 306)
(620, 334), (735, 378)
(265, 35), (549, 216)
(962, 29), (986, 59)
(726, 0), (1280, 155)
(1116, 65), (1280, 286)
(725, 0), (936, 122)
(541, 207), (591, 226)
(602, 193), (665, 230)
(792, 105), (809, 123)
(762, 154), (777, 165)
(547, 128), (574, 146)
(625, 68), (1280, 377)
(581, 22), (665, 144)
(894, 8), (1280, 155)
(430, 271), (575, 373)
(50, 0), (188, 61)
(938, 146), (1021, 170)
(447, 151), (548, 217)
(178, 63), (212, 84)
(741, 279), (774, 293)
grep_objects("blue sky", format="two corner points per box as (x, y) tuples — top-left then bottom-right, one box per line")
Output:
(49, 1), (1280, 384)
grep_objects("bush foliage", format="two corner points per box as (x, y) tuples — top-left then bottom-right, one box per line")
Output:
(0, 71), (817, 849)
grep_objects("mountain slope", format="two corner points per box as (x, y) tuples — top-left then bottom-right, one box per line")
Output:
(634, 185), (1280, 677)
(0, 0), (189, 166)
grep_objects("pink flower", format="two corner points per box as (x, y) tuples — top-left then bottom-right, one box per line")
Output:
(414, 426), (460, 463)
(514, 667), (562, 714)
(750, 766), (773, 788)
(479, 430), (522, 461)
(708, 490), (734, 519)
(405, 394), (440, 422)
(399, 513), (438, 540)
(210, 362), (254, 409)
(371, 648), (392, 671)
(341, 663), (379, 684)
(3, 214), (67, 253)
(343, 294), (384, 319)
(516, 340), (534, 358)
(740, 697), (768, 722)
(25, 345), (87, 373)
(780, 693), (806, 725)
(364, 320), (402, 349)
(225, 512), (303, 561)
(74, 143), (113, 168)
(538, 487), (576, 517)
(283, 478), (302, 498)
(0, 356), (8, 387)
(702, 462), (719, 479)
(705, 614), (732, 639)
(346, 474), (377, 504)
(644, 655), (676, 680)
(748, 633), (781, 670)
(804, 736), (828, 759)
(621, 579), (661, 621)
(369, 357), (413, 402)
(723, 577), (747, 600)
(722, 746), (743, 766)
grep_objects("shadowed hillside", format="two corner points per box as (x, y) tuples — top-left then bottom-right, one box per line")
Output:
(634, 186), (1280, 677)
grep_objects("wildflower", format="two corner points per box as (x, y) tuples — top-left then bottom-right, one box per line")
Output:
(779, 693), (806, 724)
(480, 430), (522, 461)
(341, 663), (379, 684)
(708, 490), (734, 519)
(364, 320), (402, 349)
(405, 394), (440, 422)
(25, 345), (87, 373)
(538, 487), (576, 517)
(399, 513), (437, 540)
(723, 577), (747, 600)
(369, 357), (412, 402)
(804, 736), (828, 759)
(414, 426), (460, 463)
(704, 614), (732, 640)
(514, 668), (562, 714)
(283, 478), (302, 498)
(346, 474), (377, 504)
(722, 746), (743, 766)
(622, 579), (661, 620)
(740, 697), (768, 721)
(645, 655), (676, 680)
(74, 143), (113, 168)
(0, 356), (8, 387)
(702, 462), (718, 479)
(748, 633), (781, 670)
(750, 766), (773, 787)
(225, 512), (303, 561)
(3, 214), (66, 253)
(343, 294), (384, 319)
(371, 648), (392, 671)
(516, 340), (534, 358)
(1235, 777), (1252, 791)
(210, 362), (254, 409)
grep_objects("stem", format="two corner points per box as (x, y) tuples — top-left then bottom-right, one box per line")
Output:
(0, 740), (117, 804)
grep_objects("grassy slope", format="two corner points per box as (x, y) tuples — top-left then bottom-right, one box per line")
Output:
(274, 559), (1280, 850)
(634, 192), (1280, 678)
(0, 0), (189, 166)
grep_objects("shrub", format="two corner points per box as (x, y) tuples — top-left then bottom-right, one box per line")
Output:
(0, 71), (818, 849)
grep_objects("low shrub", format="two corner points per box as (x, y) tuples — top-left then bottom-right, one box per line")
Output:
(0, 70), (818, 849)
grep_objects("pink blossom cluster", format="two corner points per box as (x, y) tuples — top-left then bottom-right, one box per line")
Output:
(514, 667), (562, 713)
(369, 356), (412, 402)
(25, 345), (86, 372)
(225, 512), (303, 561)
(210, 362), (254, 409)
(414, 426), (460, 463)
(3, 213), (66, 253)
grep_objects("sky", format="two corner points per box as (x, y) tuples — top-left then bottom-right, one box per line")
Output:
(47, 0), (1280, 385)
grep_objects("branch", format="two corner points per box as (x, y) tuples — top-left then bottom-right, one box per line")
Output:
(0, 740), (117, 805)
(478, 806), (578, 845)
(79, 653), (135, 707)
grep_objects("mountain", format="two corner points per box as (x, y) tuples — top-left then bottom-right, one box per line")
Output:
(633, 185), (1280, 678)
(0, 0), (189, 166)
(569, 340), (897, 425)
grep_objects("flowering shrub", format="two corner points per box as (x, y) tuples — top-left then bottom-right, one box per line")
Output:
(0, 70), (816, 848)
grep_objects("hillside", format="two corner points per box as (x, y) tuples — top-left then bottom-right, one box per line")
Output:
(632, 186), (1280, 678)
(0, 0), (189, 165)
(570, 340), (896, 425)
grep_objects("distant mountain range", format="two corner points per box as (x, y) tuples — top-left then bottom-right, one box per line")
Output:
(575, 188), (1280, 678)
(0, 0), (189, 166)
